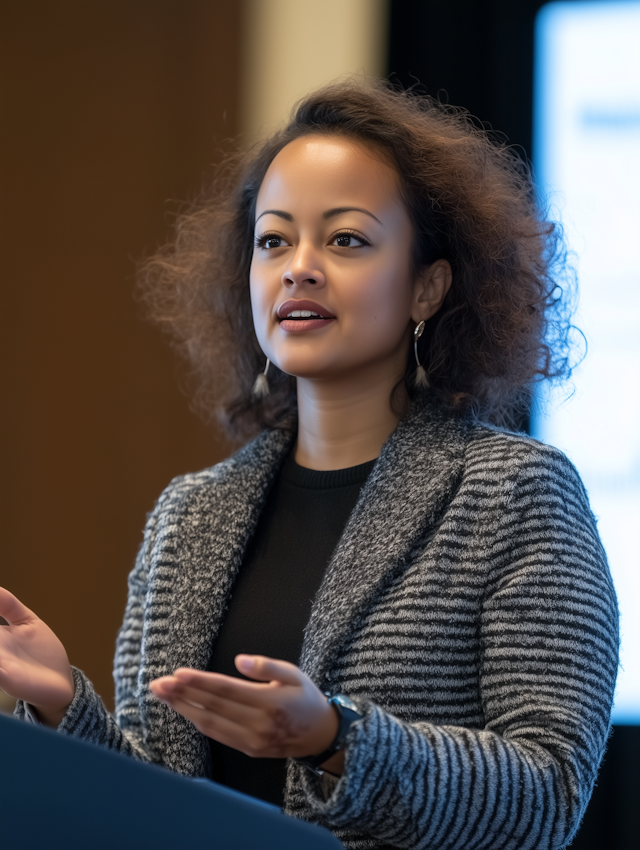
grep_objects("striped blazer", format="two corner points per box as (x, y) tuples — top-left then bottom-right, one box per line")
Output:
(17, 394), (619, 849)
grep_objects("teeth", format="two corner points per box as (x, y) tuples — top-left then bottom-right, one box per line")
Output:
(286, 310), (322, 318)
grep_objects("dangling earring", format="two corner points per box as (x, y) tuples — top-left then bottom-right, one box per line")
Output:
(253, 358), (271, 398)
(413, 321), (429, 388)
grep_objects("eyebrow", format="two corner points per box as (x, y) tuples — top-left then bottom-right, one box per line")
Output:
(255, 206), (382, 225)
(323, 206), (382, 225)
(255, 209), (293, 223)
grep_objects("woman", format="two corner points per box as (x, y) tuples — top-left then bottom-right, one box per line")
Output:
(0, 80), (618, 849)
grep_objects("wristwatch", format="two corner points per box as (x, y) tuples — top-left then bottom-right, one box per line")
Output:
(295, 693), (363, 775)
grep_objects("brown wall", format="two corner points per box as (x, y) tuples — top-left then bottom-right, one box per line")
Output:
(0, 0), (240, 711)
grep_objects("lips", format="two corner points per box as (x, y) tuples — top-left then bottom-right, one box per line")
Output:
(277, 299), (336, 320)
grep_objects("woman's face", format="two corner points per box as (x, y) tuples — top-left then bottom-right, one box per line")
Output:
(250, 134), (426, 385)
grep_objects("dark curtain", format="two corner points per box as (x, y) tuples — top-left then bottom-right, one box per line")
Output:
(387, 2), (639, 847)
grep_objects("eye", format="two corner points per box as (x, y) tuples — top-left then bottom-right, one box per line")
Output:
(330, 230), (370, 249)
(255, 232), (289, 250)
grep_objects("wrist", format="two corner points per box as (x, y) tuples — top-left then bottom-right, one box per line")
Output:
(30, 701), (71, 728)
(29, 669), (75, 728)
(319, 747), (345, 777)
(295, 694), (362, 775)
(318, 696), (340, 751)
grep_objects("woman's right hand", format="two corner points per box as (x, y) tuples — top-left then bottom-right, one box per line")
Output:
(0, 586), (75, 727)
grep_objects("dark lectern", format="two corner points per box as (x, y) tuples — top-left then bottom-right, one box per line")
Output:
(0, 713), (343, 849)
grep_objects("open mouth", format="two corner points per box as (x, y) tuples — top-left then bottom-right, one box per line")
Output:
(277, 301), (336, 332)
(279, 311), (335, 333)
(281, 310), (332, 321)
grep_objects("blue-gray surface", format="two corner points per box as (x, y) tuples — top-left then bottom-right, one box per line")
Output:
(0, 713), (342, 849)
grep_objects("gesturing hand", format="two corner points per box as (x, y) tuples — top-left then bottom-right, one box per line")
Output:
(150, 655), (342, 770)
(0, 586), (75, 727)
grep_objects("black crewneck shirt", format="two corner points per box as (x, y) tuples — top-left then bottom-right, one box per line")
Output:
(206, 450), (375, 806)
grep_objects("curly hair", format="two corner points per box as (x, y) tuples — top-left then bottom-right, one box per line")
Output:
(138, 77), (576, 442)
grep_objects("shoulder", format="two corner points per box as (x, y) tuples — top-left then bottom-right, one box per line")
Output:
(406, 394), (585, 493)
(462, 426), (614, 608)
(464, 421), (592, 516)
(466, 420), (581, 479)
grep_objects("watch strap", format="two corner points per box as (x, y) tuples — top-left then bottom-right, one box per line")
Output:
(295, 694), (362, 774)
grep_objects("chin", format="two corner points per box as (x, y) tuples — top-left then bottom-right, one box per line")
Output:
(276, 365), (328, 381)
(273, 352), (336, 380)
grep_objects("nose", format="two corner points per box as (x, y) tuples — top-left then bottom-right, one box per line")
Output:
(281, 243), (326, 289)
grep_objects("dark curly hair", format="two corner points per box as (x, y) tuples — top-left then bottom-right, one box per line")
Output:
(138, 77), (576, 442)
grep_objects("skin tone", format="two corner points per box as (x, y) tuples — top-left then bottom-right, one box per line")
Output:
(250, 135), (451, 471)
(0, 134), (451, 778)
(0, 587), (75, 728)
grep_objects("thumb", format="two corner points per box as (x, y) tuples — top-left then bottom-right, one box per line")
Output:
(235, 654), (303, 686)
(0, 587), (36, 625)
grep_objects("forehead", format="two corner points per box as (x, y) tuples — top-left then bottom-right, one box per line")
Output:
(256, 134), (402, 212)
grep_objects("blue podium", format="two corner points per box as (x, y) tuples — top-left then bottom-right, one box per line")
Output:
(0, 712), (343, 849)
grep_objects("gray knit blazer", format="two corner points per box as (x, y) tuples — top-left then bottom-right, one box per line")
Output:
(17, 395), (619, 849)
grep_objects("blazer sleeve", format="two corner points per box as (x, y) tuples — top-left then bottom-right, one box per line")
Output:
(298, 444), (620, 850)
(14, 499), (163, 764)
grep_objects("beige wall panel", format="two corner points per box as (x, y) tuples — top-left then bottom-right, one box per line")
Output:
(241, 0), (389, 140)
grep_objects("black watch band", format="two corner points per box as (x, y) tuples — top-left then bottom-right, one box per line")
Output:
(295, 694), (362, 775)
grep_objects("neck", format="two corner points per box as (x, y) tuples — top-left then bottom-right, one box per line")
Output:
(294, 363), (409, 471)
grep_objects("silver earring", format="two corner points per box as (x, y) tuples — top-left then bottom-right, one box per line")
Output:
(253, 358), (271, 398)
(413, 321), (429, 388)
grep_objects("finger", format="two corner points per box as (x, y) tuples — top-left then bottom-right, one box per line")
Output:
(168, 667), (301, 709)
(235, 655), (303, 686)
(157, 693), (268, 756)
(150, 675), (205, 705)
(162, 670), (279, 709)
(151, 678), (263, 726)
(0, 587), (36, 625)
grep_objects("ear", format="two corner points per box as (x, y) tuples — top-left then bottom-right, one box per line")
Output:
(410, 259), (452, 324)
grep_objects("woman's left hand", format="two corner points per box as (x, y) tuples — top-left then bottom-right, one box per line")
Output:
(149, 655), (340, 764)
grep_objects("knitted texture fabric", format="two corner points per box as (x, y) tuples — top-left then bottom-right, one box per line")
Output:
(15, 394), (619, 849)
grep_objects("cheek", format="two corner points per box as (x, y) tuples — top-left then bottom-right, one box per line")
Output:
(249, 263), (270, 320)
(344, 257), (412, 336)
(249, 269), (269, 350)
(249, 269), (259, 314)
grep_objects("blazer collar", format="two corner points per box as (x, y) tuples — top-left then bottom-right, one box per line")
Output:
(147, 426), (294, 772)
(152, 394), (469, 771)
(298, 393), (470, 687)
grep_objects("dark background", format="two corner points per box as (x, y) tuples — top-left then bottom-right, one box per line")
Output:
(389, 0), (547, 160)
(387, 2), (638, 847)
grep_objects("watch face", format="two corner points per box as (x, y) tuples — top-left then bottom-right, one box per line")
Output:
(331, 694), (358, 712)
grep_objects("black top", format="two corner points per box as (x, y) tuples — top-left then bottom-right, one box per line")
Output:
(207, 450), (376, 806)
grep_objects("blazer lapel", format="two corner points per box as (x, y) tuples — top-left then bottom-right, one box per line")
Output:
(145, 395), (470, 772)
(299, 395), (471, 688)
(147, 426), (294, 774)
